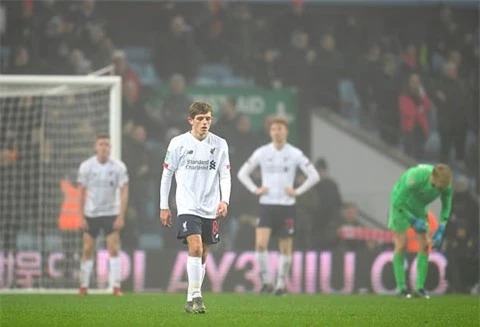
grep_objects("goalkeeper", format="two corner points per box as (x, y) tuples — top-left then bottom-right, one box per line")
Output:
(389, 163), (453, 299)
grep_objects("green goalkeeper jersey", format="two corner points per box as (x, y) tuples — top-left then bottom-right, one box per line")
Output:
(390, 164), (453, 224)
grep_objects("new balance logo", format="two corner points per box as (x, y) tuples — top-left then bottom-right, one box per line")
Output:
(210, 148), (216, 155)
(209, 160), (216, 170)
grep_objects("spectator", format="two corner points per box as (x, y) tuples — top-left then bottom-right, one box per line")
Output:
(214, 97), (240, 140)
(273, 0), (313, 51)
(228, 4), (256, 76)
(312, 33), (345, 112)
(5, 46), (34, 74)
(194, 0), (230, 63)
(253, 49), (283, 90)
(112, 50), (141, 100)
(161, 74), (191, 135)
(400, 42), (427, 81)
(376, 54), (401, 146)
(433, 61), (469, 166)
(326, 202), (364, 251)
(311, 158), (342, 250)
(444, 176), (479, 293)
(69, 48), (91, 75)
(336, 14), (365, 75)
(153, 15), (198, 82)
(398, 73), (432, 159)
(354, 43), (383, 119)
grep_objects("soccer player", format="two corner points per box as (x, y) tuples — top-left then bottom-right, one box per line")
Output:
(389, 163), (453, 298)
(77, 134), (129, 296)
(237, 117), (320, 295)
(159, 101), (231, 313)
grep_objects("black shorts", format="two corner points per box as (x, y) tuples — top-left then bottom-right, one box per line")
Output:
(258, 205), (296, 237)
(176, 214), (220, 245)
(84, 215), (116, 238)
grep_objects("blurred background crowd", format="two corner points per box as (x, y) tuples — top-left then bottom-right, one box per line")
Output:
(0, 0), (478, 293)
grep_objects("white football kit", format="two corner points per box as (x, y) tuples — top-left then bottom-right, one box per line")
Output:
(77, 156), (129, 217)
(160, 132), (231, 219)
(237, 143), (319, 205)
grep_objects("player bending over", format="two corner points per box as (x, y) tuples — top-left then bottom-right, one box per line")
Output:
(159, 101), (231, 313)
(389, 163), (453, 298)
(78, 134), (129, 296)
(237, 117), (319, 296)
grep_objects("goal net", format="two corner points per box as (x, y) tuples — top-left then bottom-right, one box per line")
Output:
(0, 75), (121, 292)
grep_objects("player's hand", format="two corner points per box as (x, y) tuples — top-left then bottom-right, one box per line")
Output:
(80, 217), (89, 231)
(216, 201), (228, 218)
(113, 215), (125, 230)
(432, 224), (446, 248)
(160, 209), (172, 228)
(254, 187), (269, 195)
(408, 216), (427, 234)
(285, 187), (296, 197)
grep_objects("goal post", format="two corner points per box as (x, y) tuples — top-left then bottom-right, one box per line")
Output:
(0, 74), (122, 292)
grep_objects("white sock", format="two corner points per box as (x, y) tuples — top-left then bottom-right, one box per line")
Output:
(256, 251), (270, 285)
(276, 255), (292, 290)
(109, 256), (121, 289)
(80, 259), (93, 288)
(187, 256), (203, 300)
(187, 263), (206, 302)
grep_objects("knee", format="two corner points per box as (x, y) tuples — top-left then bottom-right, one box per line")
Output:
(82, 244), (94, 259)
(189, 243), (203, 257)
(418, 244), (429, 254)
(394, 242), (407, 254)
(256, 244), (267, 252)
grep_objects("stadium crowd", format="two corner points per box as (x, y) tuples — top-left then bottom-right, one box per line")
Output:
(1, 0), (478, 293)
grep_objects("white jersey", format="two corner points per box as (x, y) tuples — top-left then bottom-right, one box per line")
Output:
(77, 156), (129, 218)
(237, 143), (320, 206)
(160, 132), (231, 219)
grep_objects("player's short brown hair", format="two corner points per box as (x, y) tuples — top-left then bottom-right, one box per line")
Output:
(432, 163), (453, 189)
(96, 133), (110, 140)
(269, 116), (289, 129)
(189, 101), (213, 118)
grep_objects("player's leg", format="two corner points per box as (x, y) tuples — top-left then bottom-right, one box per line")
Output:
(79, 217), (99, 295)
(256, 227), (273, 293)
(275, 236), (293, 296)
(79, 232), (95, 295)
(177, 214), (205, 313)
(388, 208), (411, 297)
(256, 205), (274, 293)
(106, 229), (122, 296)
(186, 234), (206, 313)
(413, 232), (430, 299)
(392, 232), (409, 297)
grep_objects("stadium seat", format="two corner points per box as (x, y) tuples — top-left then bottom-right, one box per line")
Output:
(16, 233), (37, 250)
(124, 46), (152, 63)
(198, 63), (232, 79)
(139, 233), (163, 250)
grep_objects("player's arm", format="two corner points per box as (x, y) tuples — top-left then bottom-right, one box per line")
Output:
(114, 163), (129, 230)
(159, 140), (179, 227)
(76, 162), (88, 230)
(292, 154), (320, 196)
(432, 185), (453, 248)
(217, 140), (231, 217)
(237, 148), (265, 195)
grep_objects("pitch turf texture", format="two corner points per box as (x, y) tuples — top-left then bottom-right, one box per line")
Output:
(1, 294), (478, 327)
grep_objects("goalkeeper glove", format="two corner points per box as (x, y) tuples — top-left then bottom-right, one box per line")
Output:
(408, 216), (427, 234)
(432, 224), (446, 248)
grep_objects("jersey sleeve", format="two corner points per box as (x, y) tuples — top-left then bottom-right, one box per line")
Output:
(77, 162), (88, 186)
(246, 147), (262, 167)
(295, 150), (320, 196)
(440, 185), (453, 224)
(163, 138), (180, 171)
(118, 162), (129, 186)
(218, 140), (231, 204)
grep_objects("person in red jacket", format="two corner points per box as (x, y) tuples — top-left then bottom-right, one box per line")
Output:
(398, 73), (433, 159)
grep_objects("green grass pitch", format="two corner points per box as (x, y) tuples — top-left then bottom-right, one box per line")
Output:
(1, 293), (478, 327)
